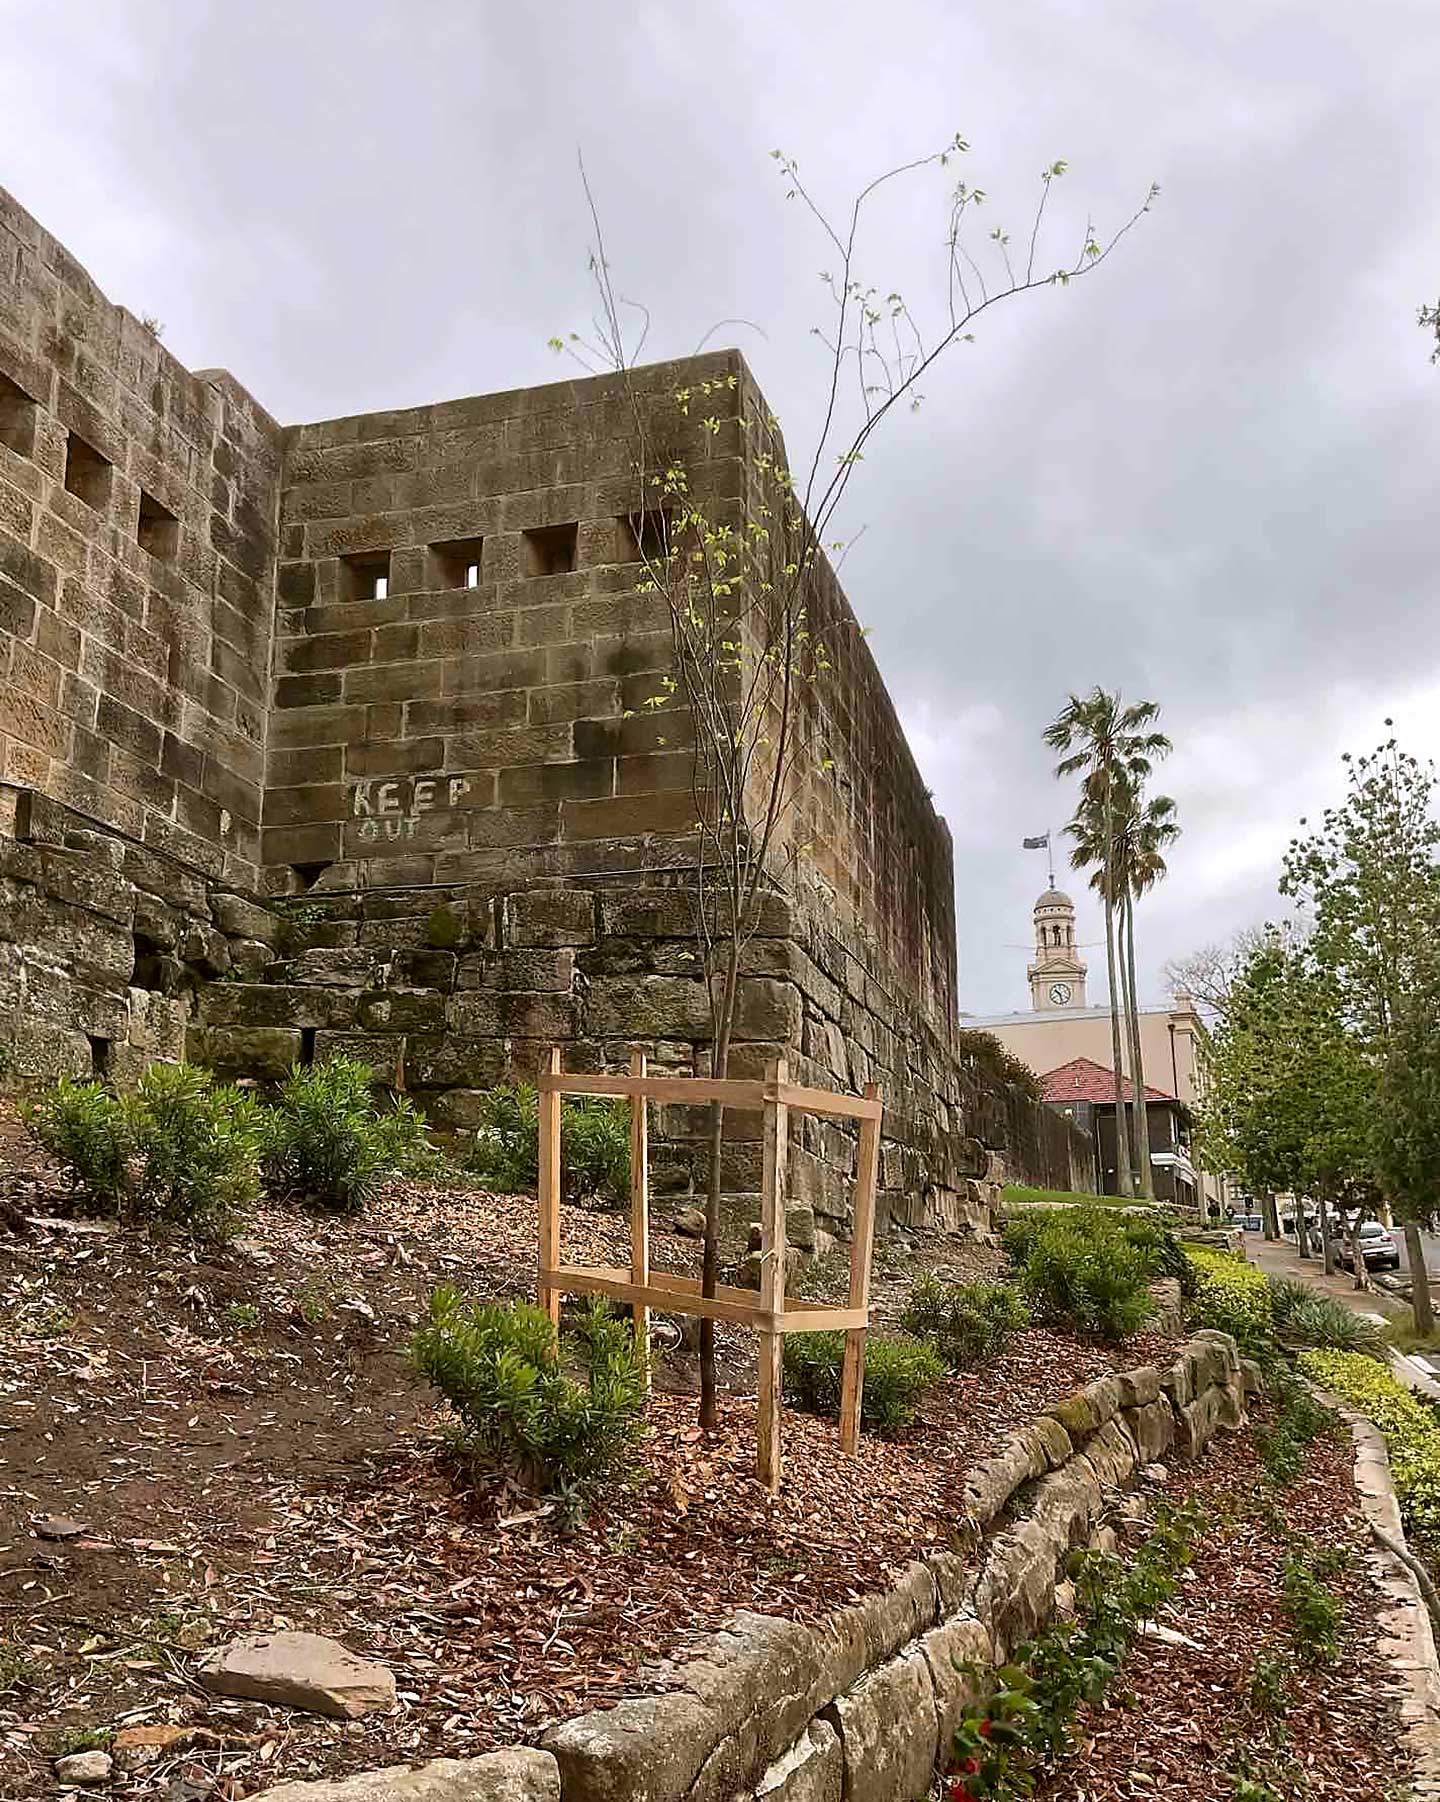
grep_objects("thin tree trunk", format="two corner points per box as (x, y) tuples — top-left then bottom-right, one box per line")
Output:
(1122, 898), (1154, 1199)
(1348, 1217), (1370, 1292)
(699, 941), (741, 1432)
(1102, 886), (1134, 1200)
(1405, 1220), (1434, 1336)
(1296, 1201), (1312, 1259)
(1262, 1191), (1280, 1243)
(1318, 1192), (1335, 1277)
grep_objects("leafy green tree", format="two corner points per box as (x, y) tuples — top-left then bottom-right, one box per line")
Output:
(560, 150), (1156, 1425)
(1046, 691), (1171, 1198)
(1196, 939), (1374, 1274)
(1281, 729), (1440, 1320)
(1375, 955), (1440, 1332)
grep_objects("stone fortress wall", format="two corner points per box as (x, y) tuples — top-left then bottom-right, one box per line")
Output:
(0, 181), (1094, 1229)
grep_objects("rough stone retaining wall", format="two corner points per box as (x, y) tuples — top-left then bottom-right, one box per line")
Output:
(0, 802), (1093, 1239)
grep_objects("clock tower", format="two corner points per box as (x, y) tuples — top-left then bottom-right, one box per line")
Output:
(1027, 886), (1088, 1010)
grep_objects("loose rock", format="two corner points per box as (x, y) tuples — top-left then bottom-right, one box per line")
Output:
(195, 1631), (395, 1719)
(54, 1751), (113, 1786)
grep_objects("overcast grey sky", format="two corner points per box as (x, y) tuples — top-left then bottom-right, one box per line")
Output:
(4, 0), (1436, 1015)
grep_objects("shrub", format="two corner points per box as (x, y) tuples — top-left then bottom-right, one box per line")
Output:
(900, 1274), (1029, 1369)
(24, 1063), (261, 1243)
(954, 1029), (1042, 1100)
(1184, 1246), (1272, 1352)
(412, 1288), (648, 1496)
(1004, 1208), (1155, 1342)
(783, 1330), (942, 1432)
(1299, 1348), (1440, 1551)
(467, 1082), (631, 1204)
(1254, 1367), (1336, 1486)
(1281, 1549), (1342, 1664)
(260, 1056), (434, 1214)
(1267, 1278), (1384, 1358)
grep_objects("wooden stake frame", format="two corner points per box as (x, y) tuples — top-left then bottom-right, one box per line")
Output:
(536, 1048), (883, 1492)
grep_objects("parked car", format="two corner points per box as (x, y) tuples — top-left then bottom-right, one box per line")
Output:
(1336, 1220), (1401, 1272)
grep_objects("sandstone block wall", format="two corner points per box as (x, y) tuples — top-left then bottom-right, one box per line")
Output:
(0, 185), (282, 885)
(0, 183), (1095, 1224)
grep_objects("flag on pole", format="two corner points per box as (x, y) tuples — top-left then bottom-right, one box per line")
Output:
(1022, 833), (1049, 849)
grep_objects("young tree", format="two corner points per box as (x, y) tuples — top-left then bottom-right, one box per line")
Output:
(1164, 924), (1274, 1022)
(1282, 729), (1440, 1321)
(559, 148), (1156, 1425)
(1374, 954), (1440, 1334)
(1045, 691), (1171, 1198)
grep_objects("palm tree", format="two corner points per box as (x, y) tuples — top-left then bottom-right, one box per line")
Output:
(1116, 789), (1180, 1199)
(1044, 690), (1171, 1199)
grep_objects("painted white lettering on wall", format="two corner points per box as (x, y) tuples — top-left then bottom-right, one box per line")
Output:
(350, 774), (478, 844)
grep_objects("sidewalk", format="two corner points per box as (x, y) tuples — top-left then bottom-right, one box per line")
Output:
(1241, 1231), (1440, 1401)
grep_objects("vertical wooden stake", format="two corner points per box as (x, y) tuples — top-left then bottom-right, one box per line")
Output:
(756, 1057), (789, 1494)
(537, 1045), (562, 1326)
(629, 1048), (651, 1383)
(839, 1083), (882, 1454)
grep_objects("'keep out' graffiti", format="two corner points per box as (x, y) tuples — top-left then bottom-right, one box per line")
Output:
(351, 775), (477, 842)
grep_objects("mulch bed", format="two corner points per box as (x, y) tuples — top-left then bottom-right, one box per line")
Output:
(1033, 1400), (1413, 1801)
(0, 1105), (1176, 1799)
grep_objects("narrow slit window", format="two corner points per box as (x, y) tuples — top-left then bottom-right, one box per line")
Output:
(426, 535), (484, 592)
(522, 522), (578, 577)
(0, 371), (37, 459)
(339, 550), (392, 602)
(63, 432), (113, 511)
(137, 490), (180, 562)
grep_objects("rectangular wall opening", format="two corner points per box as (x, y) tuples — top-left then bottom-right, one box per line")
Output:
(620, 509), (674, 564)
(339, 551), (392, 602)
(522, 522), (578, 577)
(427, 535), (484, 591)
(0, 372), (37, 459)
(63, 432), (113, 511)
(137, 490), (180, 562)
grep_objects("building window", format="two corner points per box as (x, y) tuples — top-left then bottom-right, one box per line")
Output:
(0, 371), (37, 458)
(427, 535), (484, 591)
(63, 432), (113, 510)
(136, 490), (180, 562)
(339, 550), (392, 602)
(522, 522), (577, 577)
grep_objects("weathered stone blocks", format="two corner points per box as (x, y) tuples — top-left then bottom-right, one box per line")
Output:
(829, 1647), (936, 1802)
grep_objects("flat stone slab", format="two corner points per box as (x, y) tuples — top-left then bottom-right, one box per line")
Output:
(195, 1631), (396, 1719)
(259, 1750), (559, 1802)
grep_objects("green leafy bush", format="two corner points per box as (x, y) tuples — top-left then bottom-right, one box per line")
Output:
(947, 1497), (1205, 1798)
(467, 1082), (630, 1204)
(900, 1274), (1029, 1369)
(25, 1063), (261, 1243)
(1299, 1348), (1440, 1551)
(1267, 1278), (1384, 1358)
(783, 1331), (942, 1432)
(954, 1029), (1043, 1100)
(412, 1287), (647, 1496)
(1184, 1246), (1272, 1352)
(1281, 1549), (1342, 1664)
(1254, 1367), (1336, 1486)
(1003, 1208), (1155, 1342)
(260, 1056), (434, 1214)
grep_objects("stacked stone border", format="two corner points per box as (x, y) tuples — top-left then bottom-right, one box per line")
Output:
(1324, 1399), (1440, 1793)
(258, 1332), (1249, 1802)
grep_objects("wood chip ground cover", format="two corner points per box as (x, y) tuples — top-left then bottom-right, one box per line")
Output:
(0, 1107), (1178, 1797)
(1032, 1401), (1412, 1801)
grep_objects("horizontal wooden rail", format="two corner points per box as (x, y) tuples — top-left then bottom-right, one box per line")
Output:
(537, 1071), (882, 1122)
(540, 1265), (869, 1334)
(537, 1072), (767, 1108)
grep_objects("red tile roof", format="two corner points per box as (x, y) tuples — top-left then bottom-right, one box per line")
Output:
(1039, 1056), (1175, 1106)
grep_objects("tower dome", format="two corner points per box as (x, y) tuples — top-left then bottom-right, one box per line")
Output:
(1027, 884), (1087, 1010)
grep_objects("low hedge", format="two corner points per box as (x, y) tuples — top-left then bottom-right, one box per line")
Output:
(1184, 1245), (1272, 1353)
(1299, 1348), (1440, 1552)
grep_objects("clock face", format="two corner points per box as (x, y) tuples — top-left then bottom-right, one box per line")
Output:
(1049, 981), (1073, 1006)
